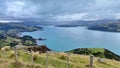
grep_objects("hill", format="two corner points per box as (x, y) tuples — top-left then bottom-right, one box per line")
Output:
(88, 21), (120, 32)
(67, 48), (120, 61)
(55, 19), (115, 27)
(0, 23), (42, 33)
(0, 23), (43, 48)
(0, 47), (120, 68)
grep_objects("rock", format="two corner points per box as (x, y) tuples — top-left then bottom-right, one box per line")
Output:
(27, 45), (51, 53)
(15, 45), (24, 49)
(98, 58), (106, 63)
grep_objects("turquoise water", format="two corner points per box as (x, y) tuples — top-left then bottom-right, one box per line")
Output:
(21, 26), (120, 55)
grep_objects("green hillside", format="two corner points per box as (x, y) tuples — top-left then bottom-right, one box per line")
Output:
(88, 22), (120, 32)
(0, 47), (120, 68)
(68, 48), (120, 61)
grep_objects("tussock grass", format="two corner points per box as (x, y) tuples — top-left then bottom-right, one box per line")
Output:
(0, 49), (120, 68)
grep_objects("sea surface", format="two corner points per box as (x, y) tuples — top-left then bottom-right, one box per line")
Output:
(21, 26), (120, 55)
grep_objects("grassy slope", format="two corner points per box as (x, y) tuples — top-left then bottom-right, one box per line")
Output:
(68, 48), (120, 61)
(0, 37), (21, 48)
(0, 49), (120, 68)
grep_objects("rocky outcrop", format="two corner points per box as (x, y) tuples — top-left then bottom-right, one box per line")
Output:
(27, 45), (51, 53)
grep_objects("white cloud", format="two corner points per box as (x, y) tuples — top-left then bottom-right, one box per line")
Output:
(114, 13), (120, 19)
(53, 13), (87, 21)
(52, 13), (103, 21)
(0, 20), (22, 23)
(5, 0), (37, 18)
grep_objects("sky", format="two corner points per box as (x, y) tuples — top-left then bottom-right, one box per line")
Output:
(0, 0), (120, 21)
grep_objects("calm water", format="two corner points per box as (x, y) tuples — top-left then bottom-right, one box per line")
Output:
(21, 26), (120, 55)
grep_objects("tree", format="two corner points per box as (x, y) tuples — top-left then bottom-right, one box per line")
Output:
(21, 35), (37, 46)
(9, 41), (18, 47)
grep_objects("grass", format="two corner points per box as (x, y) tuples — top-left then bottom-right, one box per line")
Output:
(0, 49), (120, 68)
(88, 48), (105, 53)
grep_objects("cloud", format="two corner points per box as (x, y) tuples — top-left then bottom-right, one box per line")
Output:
(4, 0), (37, 18)
(114, 13), (120, 19)
(53, 13), (88, 21)
(0, 0), (120, 20)
(0, 20), (22, 23)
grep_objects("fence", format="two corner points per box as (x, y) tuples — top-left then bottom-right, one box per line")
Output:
(0, 48), (95, 68)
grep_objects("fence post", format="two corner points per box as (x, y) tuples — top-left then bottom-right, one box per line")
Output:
(3, 50), (6, 58)
(46, 51), (49, 68)
(13, 47), (18, 68)
(31, 49), (34, 63)
(66, 53), (70, 68)
(90, 55), (94, 68)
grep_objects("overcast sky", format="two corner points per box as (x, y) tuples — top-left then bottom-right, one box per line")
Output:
(0, 0), (120, 21)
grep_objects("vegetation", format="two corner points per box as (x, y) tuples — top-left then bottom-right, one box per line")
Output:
(0, 37), (18, 48)
(0, 23), (42, 39)
(0, 23), (42, 32)
(0, 48), (120, 68)
(0, 23), (42, 48)
(88, 22), (120, 32)
(68, 48), (120, 61)
(20, 35), (37, 46)
(0, 22), (120, 68)
(0, 35), (38, 48)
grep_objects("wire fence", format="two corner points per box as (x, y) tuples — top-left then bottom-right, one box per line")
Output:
(0, 47), (95, 68)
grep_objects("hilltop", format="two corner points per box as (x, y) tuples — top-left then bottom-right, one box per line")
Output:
(88, 21), (120, 32)
(67, 48), (120, 61)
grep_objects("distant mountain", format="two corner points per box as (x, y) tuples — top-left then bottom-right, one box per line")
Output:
(55, 19), (116, 27)
(88, 20), (120, 32)
(12, 19), (120, 33)
(67, 48), (120, 61)
(0, 23), (42, 32)
(12, 19), (116, 27)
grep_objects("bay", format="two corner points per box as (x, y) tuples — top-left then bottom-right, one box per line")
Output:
(21, 26), (120, 55)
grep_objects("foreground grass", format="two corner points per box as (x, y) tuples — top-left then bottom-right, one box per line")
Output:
(0, 49), (120, 68)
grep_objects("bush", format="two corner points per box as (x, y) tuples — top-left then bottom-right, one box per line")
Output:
(9, 50), (15, 58)
(58, 53), (67, 60)
(1, 46), (11, 51)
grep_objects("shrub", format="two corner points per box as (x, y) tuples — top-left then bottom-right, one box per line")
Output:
(32, 51), (39, 61)
(9, 50), (15, 58)
(58, 53), (67, 60)
(1, 46), (11, 51)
